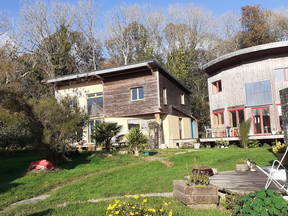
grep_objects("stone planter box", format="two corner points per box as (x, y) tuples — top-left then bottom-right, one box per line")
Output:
(235, 163), (249, 172)
(173, 180), (218, 208)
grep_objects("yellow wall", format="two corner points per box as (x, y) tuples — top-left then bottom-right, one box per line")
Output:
(56, 80), (103, 142)
(56, 80), (103, 110)
(162, 114), (192, 148)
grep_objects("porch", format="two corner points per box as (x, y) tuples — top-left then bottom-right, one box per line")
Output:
(200, 134), (284, 143)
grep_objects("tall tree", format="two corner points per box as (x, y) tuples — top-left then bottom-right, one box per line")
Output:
(239, 5), (276, 48)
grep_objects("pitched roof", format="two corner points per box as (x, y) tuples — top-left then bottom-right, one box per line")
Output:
(45, 60), (191, 93)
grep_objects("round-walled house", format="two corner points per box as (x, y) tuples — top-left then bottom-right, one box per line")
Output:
(203, 41), (288, 139)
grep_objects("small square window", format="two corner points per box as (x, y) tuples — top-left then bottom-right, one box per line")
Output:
(163, 88), (167, 104)
(180, 93), (185, 105)
(131, 87), (144, 101)
(212, 80), (222, 94)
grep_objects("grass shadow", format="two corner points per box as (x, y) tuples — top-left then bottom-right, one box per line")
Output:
(28, 209), (53, 216)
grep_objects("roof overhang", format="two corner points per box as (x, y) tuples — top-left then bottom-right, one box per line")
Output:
(202, 41), (288, 75)
(45, 60), (191, 93)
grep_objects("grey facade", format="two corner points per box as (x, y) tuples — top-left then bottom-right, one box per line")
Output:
(203, 41), (288, 137)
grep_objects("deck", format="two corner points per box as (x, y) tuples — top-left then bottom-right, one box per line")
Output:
(210, 168), (286, 195)
(200, 134), (284, 143)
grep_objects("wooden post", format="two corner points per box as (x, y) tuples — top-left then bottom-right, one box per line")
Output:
(154, 113), (163, 148)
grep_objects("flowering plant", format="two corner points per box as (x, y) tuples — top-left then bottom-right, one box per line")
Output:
(272, 141), (287, 154)
(105, 195), (172, 216)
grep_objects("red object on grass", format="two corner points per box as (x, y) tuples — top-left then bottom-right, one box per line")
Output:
(28, 160), (55, 171)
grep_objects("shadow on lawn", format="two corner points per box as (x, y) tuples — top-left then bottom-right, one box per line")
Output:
(28, 209), (53, 216)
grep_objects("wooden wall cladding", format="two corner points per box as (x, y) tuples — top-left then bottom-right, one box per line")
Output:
(103, 70), (159, 117)
(158, 72), (191, 116)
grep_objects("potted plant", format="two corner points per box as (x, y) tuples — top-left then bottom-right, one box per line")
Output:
(235, 159), (249, 172)
(193, 139), (201, 149)
(173, 172), (218, 208)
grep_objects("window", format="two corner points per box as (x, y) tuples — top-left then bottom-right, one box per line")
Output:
(128, 119), (140, 130)
(252, 107), (271, 134)
(88, 119), (102, 142)
(228, 108), (245, 127)
(275, 67), (288, 81)
(245, 80), (272, 106)
(212, 80), (222, 94)
(131, 87), (144, 101)
(163, 88), (167, 105)
(277, 104), (283, 130)
(213, 110), (224, 126)
(180, 93), (185, 105)
(87, 93), (103, 116)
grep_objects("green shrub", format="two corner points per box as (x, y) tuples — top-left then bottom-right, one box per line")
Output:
(126, 128), (147, 156)
(186, 173), (209, 186)
(239, 119), (251, 148)
(105, 196), (172, 216)
(215, 139), (229, 147)
(92, 122), (122, 152)
(248, 140), (260, 148)
(233, 189), (288, 216)
(221, 193), (241, 211)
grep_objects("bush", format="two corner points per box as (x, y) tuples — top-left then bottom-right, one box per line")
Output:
(32, 96), (88, 162)
(239, 119), (251, 148)
(126, 128), (147, 156)
(215, 139), (229, 147)
(232, 189), (288, 216)
(92, 122), (122, 152)
(221, 193), (241, 211)
(248, 140), (261, 148)
(105, 196), (172, 216)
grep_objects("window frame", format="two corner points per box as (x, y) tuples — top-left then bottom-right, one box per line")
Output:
(251, 106), (271, 135)
(130, 87), (144, 101)
(212, 80), (222, 94)
(212, 110), (225, 126)
(228, 107), (245, 127)
(87, 92), (103, 116)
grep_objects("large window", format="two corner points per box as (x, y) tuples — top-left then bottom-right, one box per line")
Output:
(213, 110), (224, 126)
(252, 107), (271, 134)
(245, 80), (272, 106)
(212, 80), (222, 94)
(87, 93), (103, 116)
(88, 119), (102, 142)
(228, 108), (245, 127)
(131, 87), (144, 101)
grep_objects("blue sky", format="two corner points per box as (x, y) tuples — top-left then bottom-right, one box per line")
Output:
(2, 0), (288, 19)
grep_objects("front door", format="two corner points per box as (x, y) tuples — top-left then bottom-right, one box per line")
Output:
(252, 107), (271, 134)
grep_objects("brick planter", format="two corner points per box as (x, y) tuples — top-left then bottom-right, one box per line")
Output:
(173, 180), (218, 208)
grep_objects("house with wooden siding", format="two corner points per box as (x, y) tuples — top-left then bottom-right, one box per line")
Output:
(46, 60), (198, 148)
(202, 41), (288, 142)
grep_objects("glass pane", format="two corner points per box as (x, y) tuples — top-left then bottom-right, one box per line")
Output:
(253, 109), (262, 134)
(238, 110), (245, 124)
(138, 87), (144, 99)
(263, 108), (271, 133)
(220, 113), (224, 124)
(231, 111), (237, 127)
(131, 88), (138, 100)
(87, 97), (103, 116)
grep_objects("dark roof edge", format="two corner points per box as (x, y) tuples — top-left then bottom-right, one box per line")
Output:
(45, 60), (191, 93)
(202, 41), (288, 73)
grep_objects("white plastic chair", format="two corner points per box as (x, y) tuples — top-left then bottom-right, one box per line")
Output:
(256, 146), (288, 194)
(204, 126), (213, 138)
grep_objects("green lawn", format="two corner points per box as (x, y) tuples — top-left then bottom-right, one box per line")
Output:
(0, 147), (276, 216)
